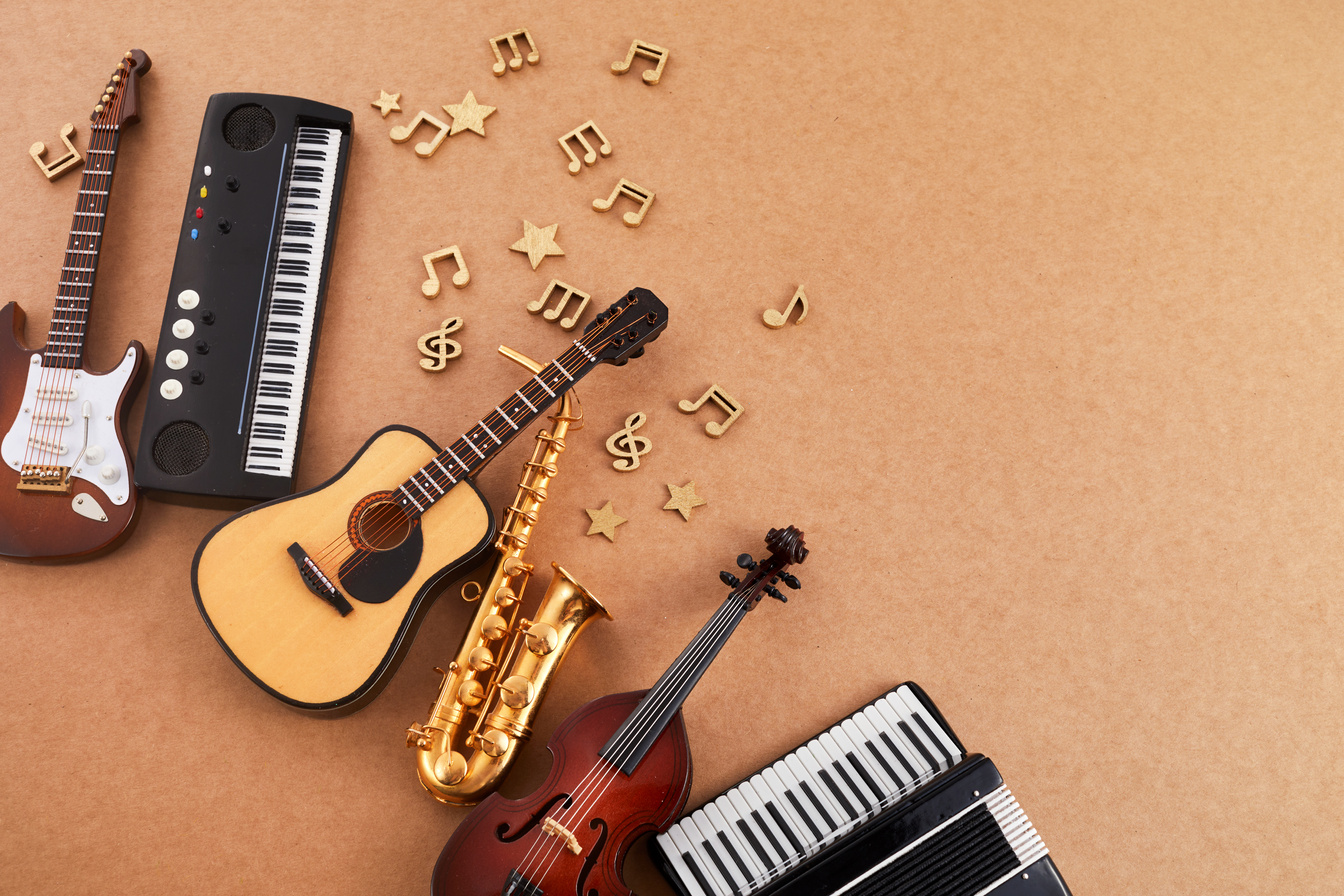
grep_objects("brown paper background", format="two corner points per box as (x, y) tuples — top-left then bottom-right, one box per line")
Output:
(2, 1), (1341, 893)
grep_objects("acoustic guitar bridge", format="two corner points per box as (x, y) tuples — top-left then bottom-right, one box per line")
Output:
(287, 542), (353, 616)
(18, 464), (72, 494)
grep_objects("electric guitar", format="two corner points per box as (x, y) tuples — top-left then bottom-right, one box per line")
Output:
(430, 525), (807, 896)
(0, 50), (150, 560)
(192, 289), (668, 714)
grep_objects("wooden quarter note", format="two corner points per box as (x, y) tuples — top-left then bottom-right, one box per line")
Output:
(422, 246), (469, 297)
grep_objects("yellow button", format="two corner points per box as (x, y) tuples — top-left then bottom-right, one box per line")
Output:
(199, 186), (207, 198)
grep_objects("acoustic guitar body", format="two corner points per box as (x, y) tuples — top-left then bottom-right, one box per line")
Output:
(432, 689), (693, 896)
(193, 424), (494, 714)
(0, 302), (145, 561)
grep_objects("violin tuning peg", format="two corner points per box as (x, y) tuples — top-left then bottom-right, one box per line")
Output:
(780, 572), (801, 590)
(719, 571), (741, 588)
(736, 553), (758, 571)
(765, 586), (786, 602)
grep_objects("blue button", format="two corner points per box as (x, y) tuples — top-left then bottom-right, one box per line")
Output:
(190, 228), (199, 240)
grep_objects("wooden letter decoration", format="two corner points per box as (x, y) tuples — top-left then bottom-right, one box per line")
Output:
(605, 412), (652, 472)
(558, 120), (612, 175)
(422, 246), (470, 297)
(593, 178), (655, 227)
(678, 384), (743, 438)
(611, 40), (669, 85)
(527, 280), (591, 330)
(418, 317), (464, 371)
(390, 110), (451, 158)
(764, 286), (809, 328)
(490, 28), (539, 76)
(30, 123), (83, 181)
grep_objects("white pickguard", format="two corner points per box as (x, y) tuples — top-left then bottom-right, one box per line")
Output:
(1, 348), (137, 505)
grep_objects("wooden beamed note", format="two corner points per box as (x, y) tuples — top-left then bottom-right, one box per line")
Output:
(678, 384), (743, 438)
(611, 40), (669, 85)
(490, 28), (539, 75)
(558, 120), (612, 175)
(593, 178), (655, 227)
(30, 123), (83, 181)
(422, 246), (469, 297)
(527, 280), (591, 330)
(390, 110), (451, 158)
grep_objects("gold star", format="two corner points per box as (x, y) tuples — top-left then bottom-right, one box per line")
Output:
(510, 220), (564, 270)
(585, 501), (627, 541)
(442, 91), (496, 136)
(371, 90), (401, 118)
(663, 481), (707, 521)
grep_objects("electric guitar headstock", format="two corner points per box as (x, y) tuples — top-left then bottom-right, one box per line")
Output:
(582, 287), (669, 366)
(720, 525), (808, 609)
(89, 49), (151, 128)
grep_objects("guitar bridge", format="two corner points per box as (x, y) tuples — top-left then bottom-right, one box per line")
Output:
(18, 464), (72, 494)
(286, 542), (353, 616)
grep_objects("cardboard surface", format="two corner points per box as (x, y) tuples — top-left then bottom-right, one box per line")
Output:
(2, 1), (1342, 892)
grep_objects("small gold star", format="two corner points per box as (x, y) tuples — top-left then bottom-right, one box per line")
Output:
(663, 481), (707, 521)
(585, 501), (627, 541)
(510, 220), (564, 270)
(371, 90), (401, 118)
(442, 91), (496, 136)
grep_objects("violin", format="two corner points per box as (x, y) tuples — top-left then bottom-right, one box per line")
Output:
(431, 526), (808, 896)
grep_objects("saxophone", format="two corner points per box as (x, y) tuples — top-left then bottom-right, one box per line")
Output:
(406, 345), (610, 806)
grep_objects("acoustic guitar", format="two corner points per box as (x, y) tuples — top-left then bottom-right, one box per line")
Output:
(192, 289), (668, 714)
(430, 525), (807, 896)
(0, 50), (150, 560)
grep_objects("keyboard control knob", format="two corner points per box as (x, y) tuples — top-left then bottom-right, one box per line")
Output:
(165, 349), (188, 370)
(176, 289), (200, 310)
(190, 370), (205, 385)
(160, 378), (183, 400)
(226, 176), (240, 192)
(99, 464), (120, 484)
(195, 340), (210, 355)
(171, 318), (195, 339)
(201, 310), (216, 325)
(216, 217), (231, 234)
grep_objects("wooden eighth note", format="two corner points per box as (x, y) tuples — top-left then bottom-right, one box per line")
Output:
(527, 280), (592, 331)
(678, 384), (743, 439)
(490, 28), (539, 76)
(611, 40), (669, 85)
(593, 178), (655, 228)
(30, 123), (83, 181)
(422, 246), (469, 297)
(418, 317), (464, 371)
(763, 286), (809, 328)
(558, 120), (612, 175)
(390, 111), (451, 158)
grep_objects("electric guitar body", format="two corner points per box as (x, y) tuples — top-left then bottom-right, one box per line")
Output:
(193, 424), (493, 713)
(0, 50), (150, 561)
(432, 690), (693, 896)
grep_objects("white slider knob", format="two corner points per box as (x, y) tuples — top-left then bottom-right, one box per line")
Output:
(176, 289), (200, 310)
(166, 349), (188, 370)
(99, 465), (120, 484)
(83, 445), (104, 465)
(172, 318), (195, 339)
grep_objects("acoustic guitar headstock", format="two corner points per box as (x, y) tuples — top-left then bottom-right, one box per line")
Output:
(582, 287), (668, 366)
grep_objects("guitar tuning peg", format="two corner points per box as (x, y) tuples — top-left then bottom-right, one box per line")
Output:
(629, 347), (645, 359)
(764, 586), (786, 602)
(719, 571), (741, 588)
(780, 572), (801, 590)
(736, 553), (757, 571)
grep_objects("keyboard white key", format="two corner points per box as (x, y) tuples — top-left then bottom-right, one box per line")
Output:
(243, 126), (341, 477)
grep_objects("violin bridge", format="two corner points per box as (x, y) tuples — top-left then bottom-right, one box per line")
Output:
(18, 464), (72, 494)
(541, 816), (582, 855)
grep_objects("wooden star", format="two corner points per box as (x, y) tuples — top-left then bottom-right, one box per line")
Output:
(442, 91), (496, 136)
(585, 501), (627, 541)
(371, 90), (401, 117)
(663, 481), (707, 521)
(510, 220), (564, 270)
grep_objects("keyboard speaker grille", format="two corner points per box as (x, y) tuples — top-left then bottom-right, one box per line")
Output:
(152, 421), (210, 475)
(222, 103), (276, 151)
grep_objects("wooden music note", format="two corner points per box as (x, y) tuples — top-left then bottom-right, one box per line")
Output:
(527, 280), (591, 330)
(30, 123), (83, 181)
(558, 120), (612, 175)
(593, 178), (655, 228)
(390, 111), (451, 158)
(763, 286), (809, 328)
(490, 28), (539, 76)
(418, 317), (464, 371)
(605, 412), (652, 472)
(677, 384), (743, 438)
(421, 246), (470, 297)
(611, 40), (669, 85)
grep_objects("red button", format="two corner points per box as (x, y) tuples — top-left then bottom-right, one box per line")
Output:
(195, 208), (204, 219)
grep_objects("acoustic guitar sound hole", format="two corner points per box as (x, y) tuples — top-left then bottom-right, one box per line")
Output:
(350, 495), (414, 551)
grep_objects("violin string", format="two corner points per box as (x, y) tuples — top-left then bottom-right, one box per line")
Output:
(517, 592), (750, 883)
